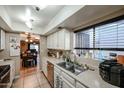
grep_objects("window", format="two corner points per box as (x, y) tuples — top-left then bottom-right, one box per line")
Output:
(75, 28), (94, 55)
(75, 16), (124, 60)
(75, 28), (94, 48)
(95, 19), (124, 49)
(30, 44), (39, 52)
(75, 18), (124, 50)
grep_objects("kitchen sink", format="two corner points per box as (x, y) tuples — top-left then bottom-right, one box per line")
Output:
(57, 62), (87, 75)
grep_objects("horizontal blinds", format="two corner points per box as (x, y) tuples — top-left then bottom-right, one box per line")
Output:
(95, 20), (124, 48)
(117, 20), (124, 48)
(75, 29), (94, 48)
(75, 19), (124, 50)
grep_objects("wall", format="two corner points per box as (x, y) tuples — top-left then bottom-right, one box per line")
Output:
(0, 32), (20, 76)
(39, 36), (48, 76)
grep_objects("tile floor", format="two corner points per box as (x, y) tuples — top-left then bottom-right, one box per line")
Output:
(12, 67), (51, 88)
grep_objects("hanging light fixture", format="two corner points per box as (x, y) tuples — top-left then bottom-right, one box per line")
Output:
(25, 33), (33, 43)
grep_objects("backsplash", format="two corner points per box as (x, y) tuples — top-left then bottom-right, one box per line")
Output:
(47, 49), (70, 59)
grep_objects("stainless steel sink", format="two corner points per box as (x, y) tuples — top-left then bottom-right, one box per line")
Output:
(57, 62), (87, 75)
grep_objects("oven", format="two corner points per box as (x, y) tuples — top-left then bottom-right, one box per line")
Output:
(0, 65), (10, 88)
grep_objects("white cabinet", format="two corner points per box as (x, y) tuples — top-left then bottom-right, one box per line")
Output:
(54, 66), (87, 88)
(64, 30), (71, 50)
(47, 29), (71, 50)
(53, 32), (58, 49)
(0, 29), (5, 50)
(58, 30), (65, 49)
(61, 77), (74, 88)
(54, 67), (74, 88)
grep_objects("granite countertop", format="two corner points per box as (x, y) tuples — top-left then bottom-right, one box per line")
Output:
(46, 56), (118, 88)
(0, 59), (14, 65)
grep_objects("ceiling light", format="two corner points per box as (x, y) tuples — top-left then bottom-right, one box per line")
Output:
(30, 40), (33, 42)
(25, 39), (28, 42)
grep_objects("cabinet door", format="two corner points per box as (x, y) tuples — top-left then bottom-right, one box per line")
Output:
(64, 30), (70, 50)
(0, 30), (5, 49)
(61, 71), (75, 85)
(61, 77), (75, 88)
(54, 71), (61, 88)
(58, 30), (65, 49)
(54, 32), (58, 49)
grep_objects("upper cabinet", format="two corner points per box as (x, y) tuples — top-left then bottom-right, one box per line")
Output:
(47, 29), (71, 50)
(0, 29), (5, 50)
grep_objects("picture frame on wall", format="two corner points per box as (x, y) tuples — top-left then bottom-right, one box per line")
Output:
(9, 36), (17, 43)
(9, 36), (20, 56)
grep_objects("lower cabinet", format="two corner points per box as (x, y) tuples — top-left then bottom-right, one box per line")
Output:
(60, 77), (75, 88)
(54, 66), (86, 88)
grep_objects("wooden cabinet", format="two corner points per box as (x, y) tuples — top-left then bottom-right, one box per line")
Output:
(47, 29), (71, 50)
(0, 29), (5, 50)
(47, 61), (54, 87)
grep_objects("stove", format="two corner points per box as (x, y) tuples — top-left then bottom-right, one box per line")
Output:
(0, 65), (10, 88)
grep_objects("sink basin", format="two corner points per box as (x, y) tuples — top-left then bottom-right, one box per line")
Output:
(57, 62), (87, 75)
(57, 62), (74, 70)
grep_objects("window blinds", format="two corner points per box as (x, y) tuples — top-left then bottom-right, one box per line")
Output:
(95, 20), (124, 48)
(75, 19), (124, 50)
(75, 29), (94, 48)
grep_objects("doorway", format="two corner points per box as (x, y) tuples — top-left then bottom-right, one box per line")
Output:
(20, 33), (40, 76)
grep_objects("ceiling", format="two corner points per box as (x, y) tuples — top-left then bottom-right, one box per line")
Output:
(59, 5), (124, 31)
(4, 5), (64, 28)
(1, 5), (124, 35)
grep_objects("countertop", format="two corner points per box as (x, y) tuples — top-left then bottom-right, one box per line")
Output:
(45, 56), (118, 88)
(0, 59), (14, 65)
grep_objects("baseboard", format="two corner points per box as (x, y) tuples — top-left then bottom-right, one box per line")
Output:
(42, 71), (53, 88)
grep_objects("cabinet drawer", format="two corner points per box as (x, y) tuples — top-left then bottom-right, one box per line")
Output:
(61, 72), (75, 86)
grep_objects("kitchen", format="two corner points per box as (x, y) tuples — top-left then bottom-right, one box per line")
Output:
(0, 5), (124, 88)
